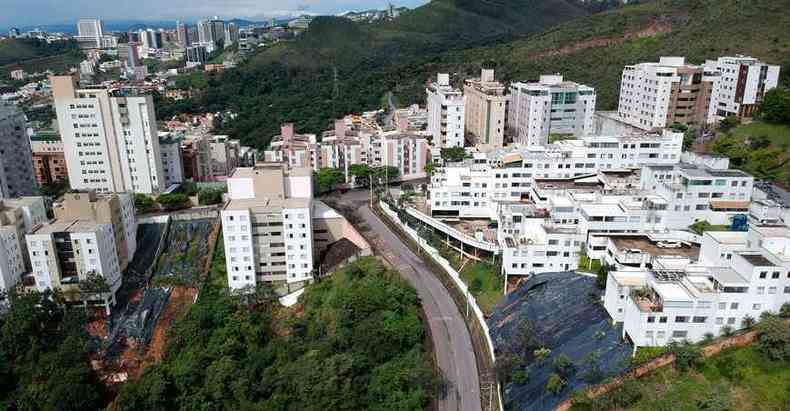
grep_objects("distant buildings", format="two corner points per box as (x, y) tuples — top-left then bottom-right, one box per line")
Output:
(705, 56), (780, 122)
(508, 75), (596, 147)
(159, 133), (185, 187)
(197, 17), (226, 51)
(181, 136), (213, 182)
(427, 73), (465, 148)
(176, 21), (191, 47)
(0, 103), (38, 198)
(30, 131), (67, 186)
(464, 69), (508, 150)
(51, 75), (166, 195)
(209, 135), (241, 179)
(75, 18), (117, 49)
(617, 56), (780, 130)
(185, 45), (208, 66)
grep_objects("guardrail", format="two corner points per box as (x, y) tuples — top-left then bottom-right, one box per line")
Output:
(378, 201), (503, 411)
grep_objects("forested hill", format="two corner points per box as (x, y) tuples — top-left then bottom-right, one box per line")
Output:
(166, 0), (599, 148)
(168, 0), (790, 150)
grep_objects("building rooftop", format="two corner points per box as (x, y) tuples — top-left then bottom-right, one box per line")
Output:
(652, 281), (693, 302)
(709, 267), (748, 286)
(33, 219), (102, 234)
(610, 271), (647, 287)
(704, 231), (748, 245)
(610, 235), (700, 259)
(738, 252), (778, 267)
(225, 197), (311, 211)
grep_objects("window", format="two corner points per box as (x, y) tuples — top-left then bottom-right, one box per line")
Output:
(659, 317), (668, 323)
(675, 316), (688, 323)
(647, 316), (655, 323)
(753, 304), (761, 310)
(692, 316), (707, 323)
(730, 303), (739, 310)
(772, 271), (780, 279)
(757, 286), (765, 295)
(715, 317), (724, 325)
(672, 331), (688, 338)
(718, 302), (726, 310)
(768, 286), (777, 294)
(727, 317), (736, 325)
(759, 271), (767, 279)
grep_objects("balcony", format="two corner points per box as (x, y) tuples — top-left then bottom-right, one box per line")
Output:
(630, 288), (663, 312)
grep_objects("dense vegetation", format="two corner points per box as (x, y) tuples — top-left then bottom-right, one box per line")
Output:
(159, 0), (598, 149)
(160, 0), (789, 152)
(0, 38), (82, 78)
(0, 289), (108, 410)
(572, 309), (790, 410)
(115, 246), (437, 410)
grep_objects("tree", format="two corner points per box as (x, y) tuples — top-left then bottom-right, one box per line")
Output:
(157, 193), (191, 211)
(741, 315), (756, 329)
(424, 162), (436, 175)
(668, 340), (703, 372)
(596, 263), (610, 289)
(314, 167), (345, 194)
(134, 193), (156, 214)
(533, 347), (551, 361)
(552, 353), (575, 378)
(780, 302), (790, 318)
(440, 146), (466, 163)
(718, 115), (740, 133)
(545, 373), (566, 395)
(757, 88), (790, 124)
(198, 188), (225, 205)
(373, 166), (400, 183)
(756, 315), (790, 361)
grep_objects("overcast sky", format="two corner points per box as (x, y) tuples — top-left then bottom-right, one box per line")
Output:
(1, 0), (428, 29)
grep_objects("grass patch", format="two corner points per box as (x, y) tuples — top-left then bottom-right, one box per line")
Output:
(459, 261), (502, 315)
(573, 346), (790, 411)
(689, 220), (731, 235)
(731, 122), (790, 148)
(577, 254), (601, 274)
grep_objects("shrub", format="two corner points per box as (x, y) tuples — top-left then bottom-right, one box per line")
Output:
(545, 373), (565, 395)
(702, 332), (715, 344)
(198, 188), (225, 205)
(512, 369), (529, 385)
(741, 315), (756, 329)
(533, 347), (551, 361)
(668, 340), (703, 372)
(756, 316), (790, 361)
(134, 193), (156, 214)
(157, 193), (191, 211)
(720, 325), (734, 337)
(553, 353), (575, 377)
(780, 302), (790, 318)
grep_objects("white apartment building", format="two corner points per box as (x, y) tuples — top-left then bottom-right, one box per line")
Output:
(159, 134), (184, 187)
(464, 69), (508, 150)
(27, 220), (122, 313)
(51, 75), (167, 195)
(0, 197), (47, 296)
(604, 224), (790, 348)
(507, 75), (596, 147)
(427, 73), (465, 148)
(640, 163), (754, 229)
(617, 57), (720, 131)
(0, 103), (38, 198)
(704, 56), (780, 121)
(222, 164), (315, 289)
(430, 130), (683, 219)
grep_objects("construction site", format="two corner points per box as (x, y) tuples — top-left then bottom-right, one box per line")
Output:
(90, 215), (221, 384)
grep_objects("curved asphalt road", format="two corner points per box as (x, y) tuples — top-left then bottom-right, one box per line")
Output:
(337, 191), (481, 411)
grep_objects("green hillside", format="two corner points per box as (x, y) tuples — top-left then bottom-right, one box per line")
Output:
(167, 0), (790, 150)
(0, 38), (82, 78)
(165, 0), (596, 148)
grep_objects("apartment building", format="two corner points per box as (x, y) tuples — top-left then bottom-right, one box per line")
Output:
(264, 123), (318, 169)
(704, 56), (780, 121)
(0, 197), (47, 296)
(507, 75), (596, 147)
(429, 130), (683, 219)
(27, 220), (122, 313)
(181, 136), (212, 182)
(53, 191), (136, 272)
(640, 162), (754, 229)
(30, 131), (68, 186)
(51, 75), (166, 194)
(464, 69), (508, 150)
(210, 135), (241, 179)
(617, 57), (719, 131)
(604, 224), (790, 347)
(159, 134), (184, 187)
(394, 105), (429, 132)
(222, 164), (315, 289)
(0, 103), (38, 198)
(427, 73), (465, 148)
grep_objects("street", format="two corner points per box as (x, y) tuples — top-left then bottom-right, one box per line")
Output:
(333, 190), (482, 411)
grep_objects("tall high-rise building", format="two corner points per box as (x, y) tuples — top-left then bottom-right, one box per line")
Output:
(50, 75), (166, 195)
(0, 103), (38, 198)
(75, 18), (116, 49)
(508, 75), (596, 147)
(197, 17), (225, 49)
(139, 28), (161, 50)
(224, 22), (239, 47)
(176, 21), (191, 47)
(704, 56), (780, 122)
(185, 45), (208, 65)
(617, 57), (719, 131)
(464, 69), (508, 150)
(77, 18), (104, 40)
(427, 73), (465, 148)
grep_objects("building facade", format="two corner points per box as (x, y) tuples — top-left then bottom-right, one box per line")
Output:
(30, 132), (67, 186)
(427, 73), (465, 148)
(704, 56), (780, 122)
(159, 134), (185, 187)
(464, 69), (508, 150)
(0, 197), (47, 297)
(51, 75), (167, 195)
(507, 75), (596, 147)
(0, 103), (38, 198)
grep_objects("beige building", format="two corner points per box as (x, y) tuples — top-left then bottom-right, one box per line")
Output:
(464, 69), (508, 150)
(53, 191), (136, 271)
(222, 163), (369, 292)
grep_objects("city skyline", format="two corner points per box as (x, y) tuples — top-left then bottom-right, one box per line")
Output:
(0, 0), (427, 30)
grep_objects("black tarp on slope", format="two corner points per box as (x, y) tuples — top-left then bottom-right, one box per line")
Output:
(487, 272), (633, 411)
